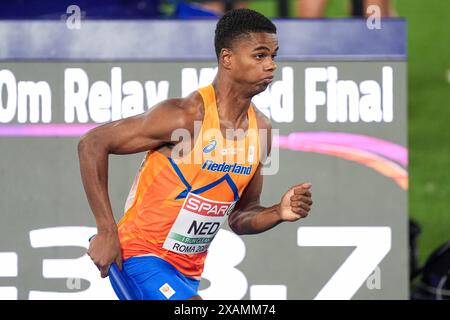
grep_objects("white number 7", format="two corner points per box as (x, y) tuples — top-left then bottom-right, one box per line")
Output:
(297, 227), (391, 300)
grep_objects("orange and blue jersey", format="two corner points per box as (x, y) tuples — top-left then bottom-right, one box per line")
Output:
(117, 84), (260, 279)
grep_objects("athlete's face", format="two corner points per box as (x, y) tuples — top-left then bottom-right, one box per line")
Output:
(226, 32), (278, 95)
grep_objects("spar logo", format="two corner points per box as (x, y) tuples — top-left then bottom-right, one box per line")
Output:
(164, 193), (236, 254)
(184, 193), (235, 217)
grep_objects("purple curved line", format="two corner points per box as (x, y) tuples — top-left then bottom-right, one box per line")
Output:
(0, 124), (98, 137)
(274, 132), (408, 167)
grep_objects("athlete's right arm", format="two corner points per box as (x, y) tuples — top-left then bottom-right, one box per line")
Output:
(78, 99), (191, 278)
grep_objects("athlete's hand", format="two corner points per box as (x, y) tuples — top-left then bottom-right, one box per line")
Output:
(87, 230), (123, 278)
(278, 183), (313, 221)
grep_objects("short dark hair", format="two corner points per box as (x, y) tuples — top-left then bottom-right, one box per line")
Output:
(214, 9), (277, 60)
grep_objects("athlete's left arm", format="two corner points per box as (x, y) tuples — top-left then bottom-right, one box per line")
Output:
(228, 119), (313, 235)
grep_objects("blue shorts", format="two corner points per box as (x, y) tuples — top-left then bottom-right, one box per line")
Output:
(109, 255), (200, 300)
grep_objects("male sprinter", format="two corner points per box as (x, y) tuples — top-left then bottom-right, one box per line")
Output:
(78, 8), (313, 300)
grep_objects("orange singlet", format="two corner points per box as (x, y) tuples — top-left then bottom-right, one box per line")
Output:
(117, 84), (260, 279)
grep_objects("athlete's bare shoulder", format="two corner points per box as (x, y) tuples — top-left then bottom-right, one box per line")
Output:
(79, 90), (206, 155)
(159, 90), (204, 133)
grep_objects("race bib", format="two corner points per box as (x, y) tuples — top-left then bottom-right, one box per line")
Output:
(163, 193), (236, 254)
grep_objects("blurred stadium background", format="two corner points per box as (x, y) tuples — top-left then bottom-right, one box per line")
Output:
(292, 0), (450, 270)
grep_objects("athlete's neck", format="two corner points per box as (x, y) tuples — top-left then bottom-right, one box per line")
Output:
(211, 76), (252, 128)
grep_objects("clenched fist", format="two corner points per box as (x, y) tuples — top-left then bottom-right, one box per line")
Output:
(278, 183), (313, 221)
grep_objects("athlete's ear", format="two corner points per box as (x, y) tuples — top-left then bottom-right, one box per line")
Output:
(220, 48), (232, 70)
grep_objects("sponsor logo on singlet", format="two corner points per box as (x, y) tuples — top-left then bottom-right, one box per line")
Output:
(203, 140), (217, 153)
(201, 159), (252, 175)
